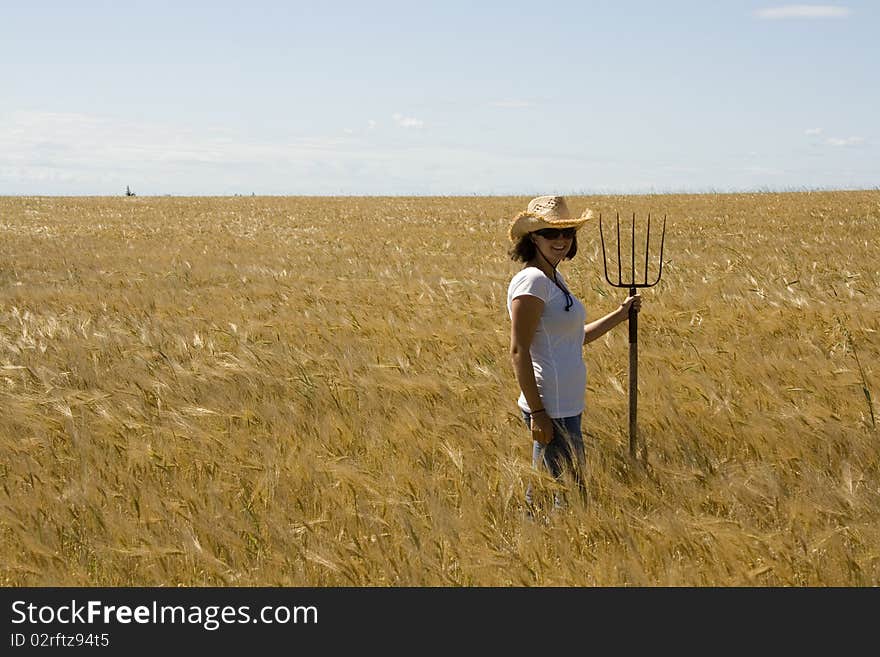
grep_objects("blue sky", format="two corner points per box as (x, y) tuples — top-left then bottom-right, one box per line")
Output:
(1, 1), (877, 195)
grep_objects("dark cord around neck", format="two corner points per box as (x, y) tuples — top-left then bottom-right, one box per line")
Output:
(535, 244), (574, 312)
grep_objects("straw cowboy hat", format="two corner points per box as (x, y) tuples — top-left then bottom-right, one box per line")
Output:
(508, 195), (594, 241)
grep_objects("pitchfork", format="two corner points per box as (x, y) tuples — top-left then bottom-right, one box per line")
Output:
(599, 212), (667, 459)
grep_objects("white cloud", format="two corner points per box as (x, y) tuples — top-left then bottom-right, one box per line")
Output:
(755, 5), (852, 19)
(2, 109), (872, 195)
(367, 120), (377, 130)
(825, 136), (864, 146)
(0, 110), (368, 192)
(0, 110), (352, 166)
(392, 113), (424, 128)
(802, 129), (864, 147)
(741, 166), (787, 176)
(490, 100), (534, 109)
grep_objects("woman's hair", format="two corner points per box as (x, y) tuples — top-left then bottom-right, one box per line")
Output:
(508, 232), (579, 262)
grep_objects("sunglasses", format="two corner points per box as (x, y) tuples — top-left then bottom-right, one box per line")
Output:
(534, 227), (576, 240)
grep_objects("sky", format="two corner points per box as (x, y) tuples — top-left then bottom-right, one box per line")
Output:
(1, 1), (877, 196)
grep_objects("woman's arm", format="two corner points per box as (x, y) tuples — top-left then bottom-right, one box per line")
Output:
(509, 295), (554, 445)
(584, 294), (641, 344)
(509, 295), (545, 412)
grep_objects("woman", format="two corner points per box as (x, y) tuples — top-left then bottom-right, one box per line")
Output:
(506, 195), (640, 510)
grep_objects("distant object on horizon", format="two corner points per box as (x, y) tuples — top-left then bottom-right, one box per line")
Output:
(125, 186), (136, 197)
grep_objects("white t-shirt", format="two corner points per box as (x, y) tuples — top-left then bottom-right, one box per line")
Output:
(507, 266), (587, 418)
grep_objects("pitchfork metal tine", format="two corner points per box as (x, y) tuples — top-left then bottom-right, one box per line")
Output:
(616, 212), (622, 286)
(644, 214), (667, 287)
(631, 212), (636, 291)
(655, 215), (667, 285)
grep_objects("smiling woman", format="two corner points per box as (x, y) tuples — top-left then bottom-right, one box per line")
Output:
(506, 196), (640, 513)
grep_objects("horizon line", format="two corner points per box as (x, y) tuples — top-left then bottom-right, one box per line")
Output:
(2, 185), (878, 199)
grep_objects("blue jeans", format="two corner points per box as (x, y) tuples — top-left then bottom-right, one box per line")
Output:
(521, 410), (587, 509)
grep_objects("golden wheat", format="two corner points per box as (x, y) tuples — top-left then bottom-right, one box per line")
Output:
(1, 191), (878, 585)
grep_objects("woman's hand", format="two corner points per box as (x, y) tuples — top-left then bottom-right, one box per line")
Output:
(620, 293), (642, 315)
(530, 412), (554, 446)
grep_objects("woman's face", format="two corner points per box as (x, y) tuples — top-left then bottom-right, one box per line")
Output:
(532, 228), (575, 264)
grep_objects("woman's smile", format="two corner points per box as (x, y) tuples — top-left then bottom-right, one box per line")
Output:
(547, 240), (571, 260)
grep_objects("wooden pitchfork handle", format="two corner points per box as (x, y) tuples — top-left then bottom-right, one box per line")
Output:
(628, 285), (638, 458)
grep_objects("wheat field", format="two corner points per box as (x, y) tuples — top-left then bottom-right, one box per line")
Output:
(1, 191), (878, 586)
